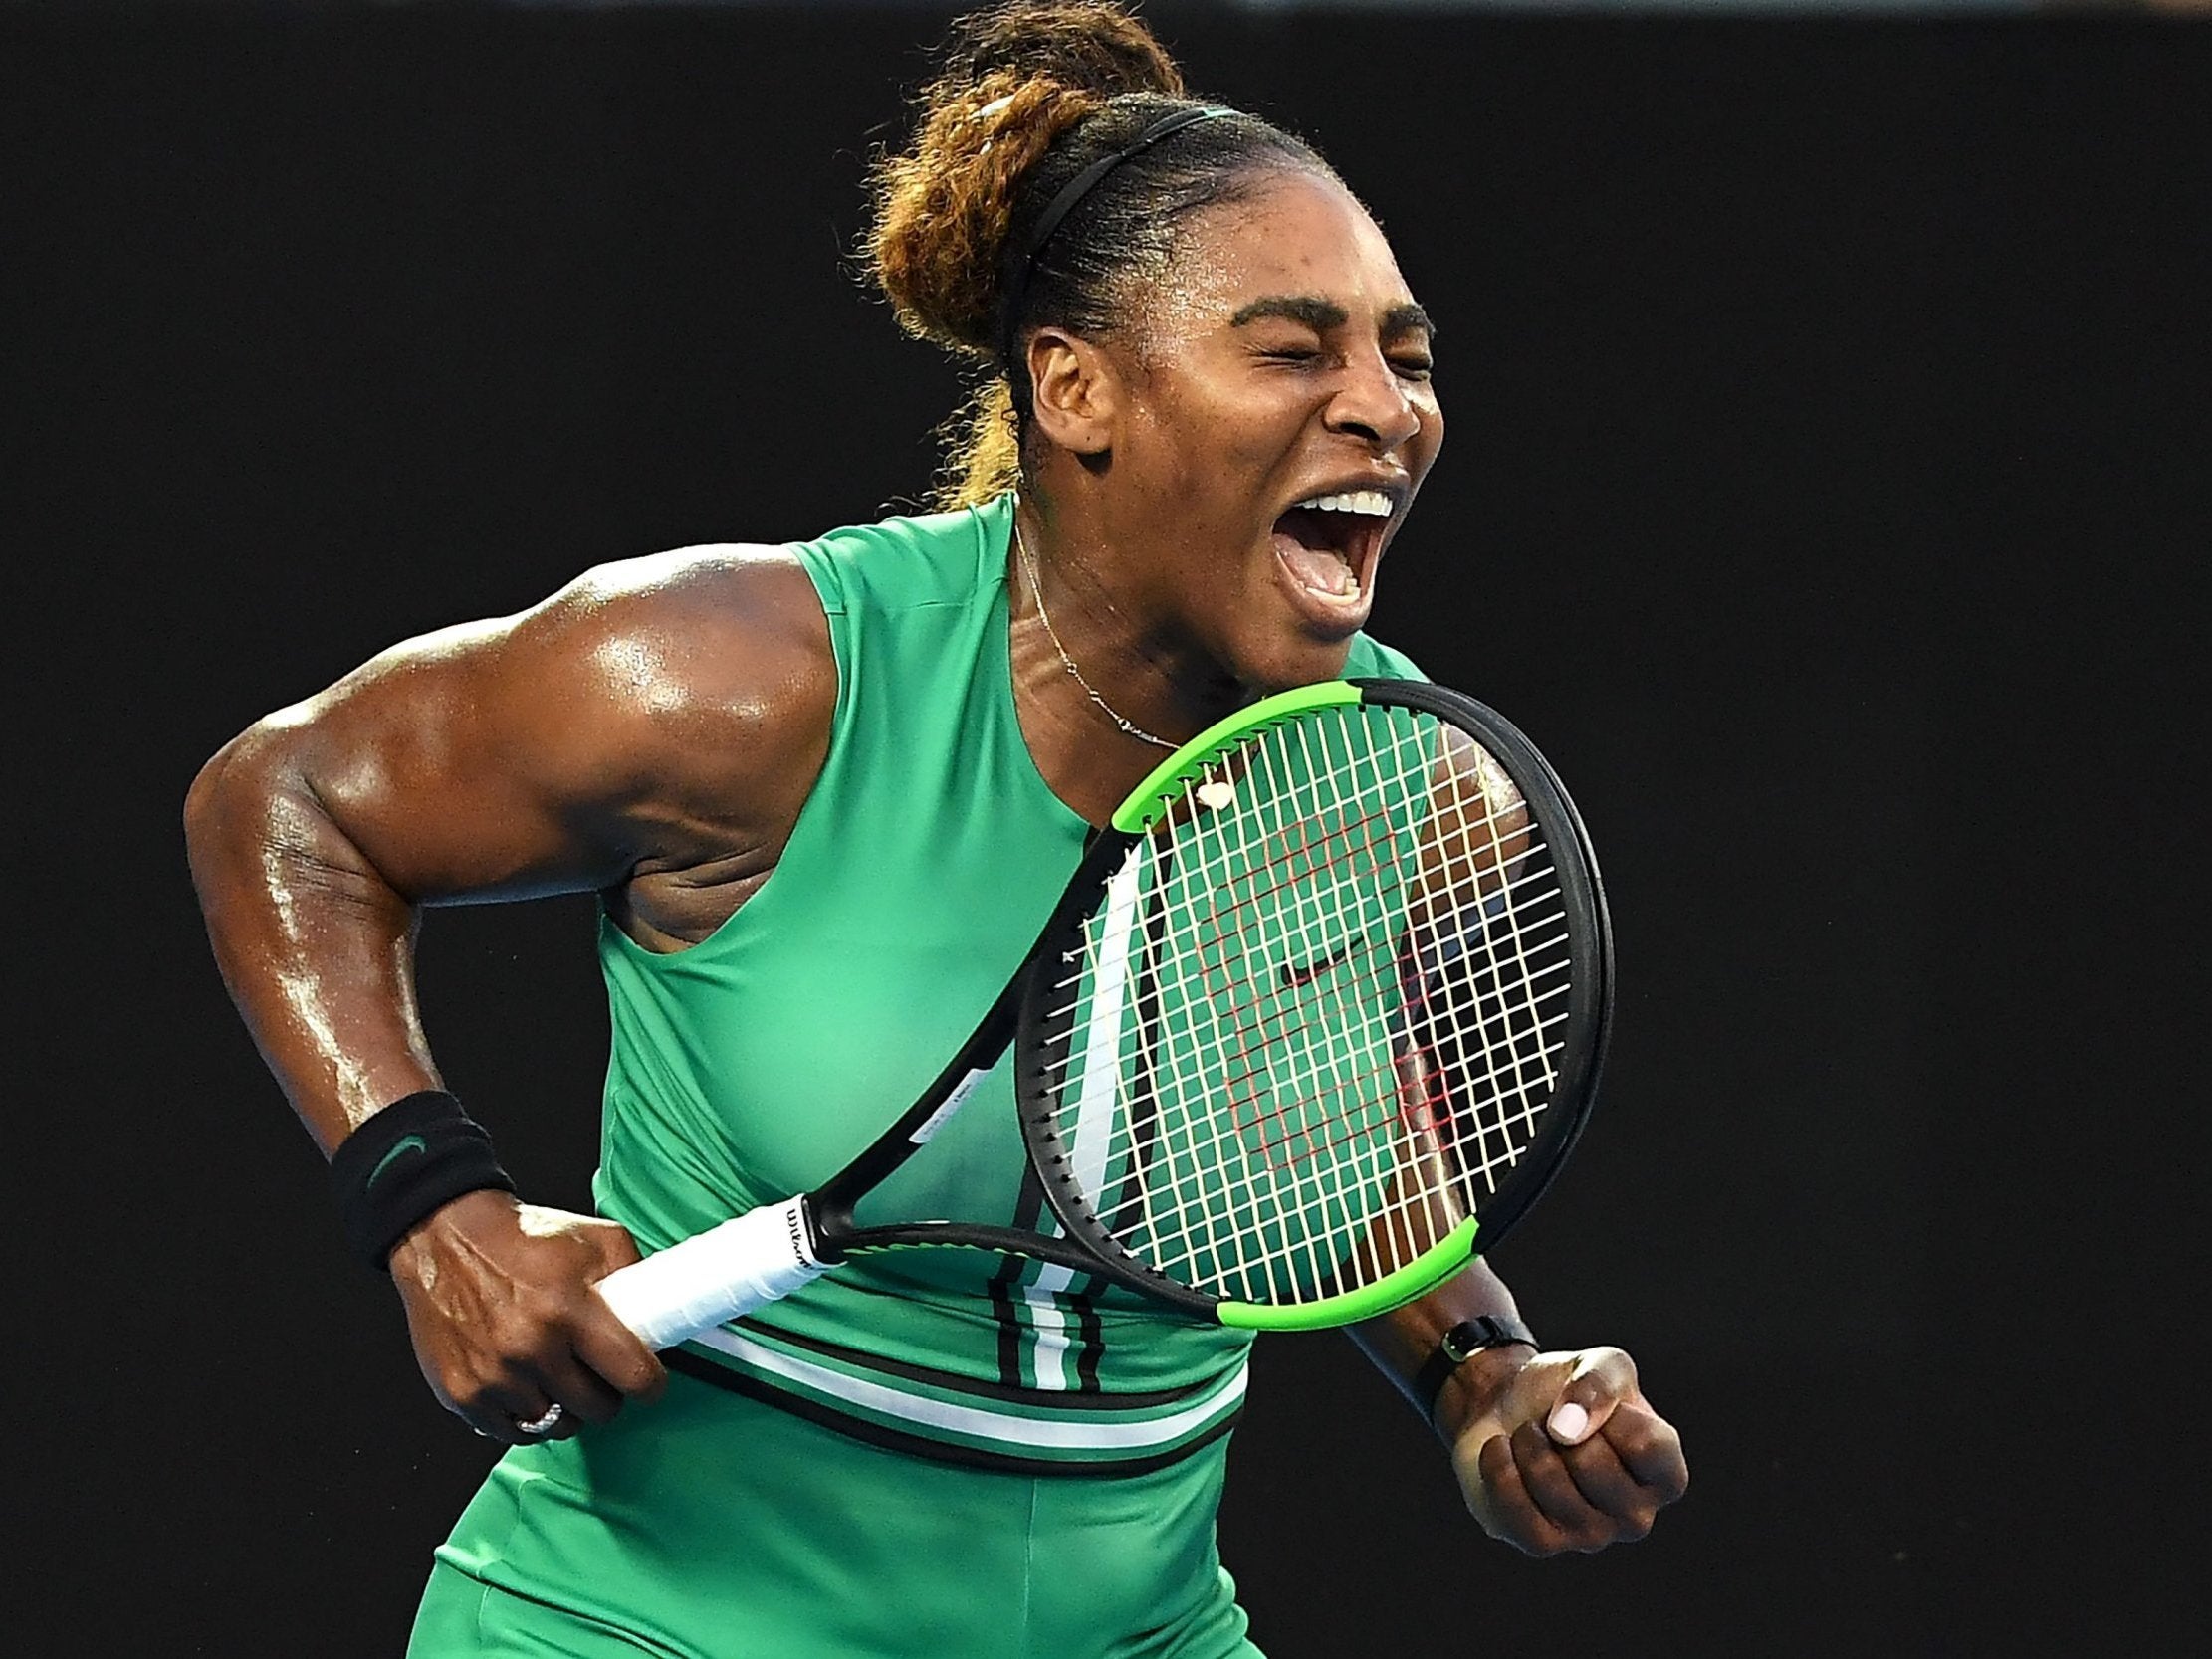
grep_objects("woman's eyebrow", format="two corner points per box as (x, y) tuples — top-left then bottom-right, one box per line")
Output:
(1228, 294), (1437, 342)
(1381, 301), (1437, 343)
(1229, 295), (1348, 331)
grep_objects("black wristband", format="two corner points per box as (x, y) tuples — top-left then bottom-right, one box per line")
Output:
(329, 1090), (516, 1272)
(1413, 1314), (1539, 1424)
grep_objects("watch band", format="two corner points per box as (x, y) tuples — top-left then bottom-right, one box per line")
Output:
(1413, 1314), (1539, 1423)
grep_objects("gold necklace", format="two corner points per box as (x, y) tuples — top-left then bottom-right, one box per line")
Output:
(1012, 518), (1175, 752)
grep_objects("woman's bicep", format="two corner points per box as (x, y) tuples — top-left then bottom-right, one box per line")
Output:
(256, 549), (834, 906)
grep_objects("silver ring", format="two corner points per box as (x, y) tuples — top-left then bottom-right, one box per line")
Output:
(514, 1403), (565, 1436)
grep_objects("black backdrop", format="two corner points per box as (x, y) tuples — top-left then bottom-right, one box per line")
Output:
(7, 5), (2203, 1654)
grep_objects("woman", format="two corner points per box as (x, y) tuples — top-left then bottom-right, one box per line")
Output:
(185, 4), (1686, 1653)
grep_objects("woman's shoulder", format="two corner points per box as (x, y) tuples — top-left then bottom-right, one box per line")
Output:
(519, 543), (837, 788)
(549, 541), (830, 674)
(547, 494), (1002, 738)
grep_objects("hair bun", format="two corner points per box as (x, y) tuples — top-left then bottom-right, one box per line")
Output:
(942, 1), (1186, 102)
(867, 3), (1187, 361)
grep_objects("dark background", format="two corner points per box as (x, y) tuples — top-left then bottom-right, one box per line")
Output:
(7, 3), (2203, 1653)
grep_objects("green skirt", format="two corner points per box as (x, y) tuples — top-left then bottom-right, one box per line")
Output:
(409, 1363), (1262, 1659)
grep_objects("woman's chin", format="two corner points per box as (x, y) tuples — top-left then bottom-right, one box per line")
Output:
(1228, 629), (1361, 698)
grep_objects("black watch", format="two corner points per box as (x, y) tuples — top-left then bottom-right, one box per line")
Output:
(1413, 1314), (1538, 1423)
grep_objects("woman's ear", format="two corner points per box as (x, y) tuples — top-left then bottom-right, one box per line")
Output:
(1025, 327), (1121, 457)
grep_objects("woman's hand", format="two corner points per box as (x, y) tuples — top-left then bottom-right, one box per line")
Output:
(387, 1189), (668, 1445)
(1447, 1346), (1688, 1555)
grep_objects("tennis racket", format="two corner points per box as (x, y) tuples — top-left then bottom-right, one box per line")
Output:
(593, 677), (1612, 1348)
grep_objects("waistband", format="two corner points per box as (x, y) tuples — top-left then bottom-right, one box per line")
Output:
(668, 1320), (1248, 1478)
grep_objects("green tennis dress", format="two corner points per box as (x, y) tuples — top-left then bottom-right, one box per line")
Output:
(409, 494), (1420, 1658)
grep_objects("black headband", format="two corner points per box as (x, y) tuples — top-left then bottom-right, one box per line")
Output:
(996, 104), (1232, 371)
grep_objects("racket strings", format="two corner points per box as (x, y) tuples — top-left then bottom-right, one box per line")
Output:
(1057, 708), (1554, 1299)
(1039, 705), (1576, 1306)
(1130, 724), (1560, 1301)
(1055, 790), (1564, 1185)
(1048, 713), (1450, 1280)
(1092, 862), (1567, 1099)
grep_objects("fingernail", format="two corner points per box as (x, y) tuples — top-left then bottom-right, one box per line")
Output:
(1549, 1402), (1589, 1442)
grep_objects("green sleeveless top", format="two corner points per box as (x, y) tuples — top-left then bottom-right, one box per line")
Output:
(592, 493), (1421, 1473)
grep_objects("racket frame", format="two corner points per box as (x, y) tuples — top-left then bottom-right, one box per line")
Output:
(1013, 677), (1614, 1331)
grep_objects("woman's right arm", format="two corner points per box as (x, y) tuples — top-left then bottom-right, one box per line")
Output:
(183, 546), (834, 1441)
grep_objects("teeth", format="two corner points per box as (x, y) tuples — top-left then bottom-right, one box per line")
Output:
(1292, 490), (1393, 518)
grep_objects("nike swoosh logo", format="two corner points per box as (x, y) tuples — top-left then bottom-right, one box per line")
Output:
(1278, 943), (1352, 991)
(366, 1135), (428, 1189)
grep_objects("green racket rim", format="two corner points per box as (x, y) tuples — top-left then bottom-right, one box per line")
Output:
(1213, 1216), (1481, 1331)
(1109, 680), (1363, 834)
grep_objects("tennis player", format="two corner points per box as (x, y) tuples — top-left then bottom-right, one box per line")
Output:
(186, 5), (1685, 1652)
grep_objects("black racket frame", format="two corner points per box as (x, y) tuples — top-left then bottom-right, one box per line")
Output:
(1014, 678), (1615, 1320)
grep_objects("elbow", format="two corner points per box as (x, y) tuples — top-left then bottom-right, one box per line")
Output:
(184, 733), (241, 862)
(183, 737), (237, 849)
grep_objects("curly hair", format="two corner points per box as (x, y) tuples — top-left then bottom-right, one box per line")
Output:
(864, 2), (1338, 509)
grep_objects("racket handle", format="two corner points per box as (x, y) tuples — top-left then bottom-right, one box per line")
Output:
(593, 1196), (828, 1352)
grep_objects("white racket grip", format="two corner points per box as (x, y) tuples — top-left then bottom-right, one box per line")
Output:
(593, 1197), (828, 1352)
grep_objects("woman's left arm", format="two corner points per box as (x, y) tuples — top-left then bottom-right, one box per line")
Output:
(1348, 1259), (1690, 1555)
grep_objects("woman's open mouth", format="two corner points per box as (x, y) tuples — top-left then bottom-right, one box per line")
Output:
(1268, 488), (1393, 625)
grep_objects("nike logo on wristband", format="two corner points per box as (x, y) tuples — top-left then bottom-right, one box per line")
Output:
(366, 1135), (429, 1189)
